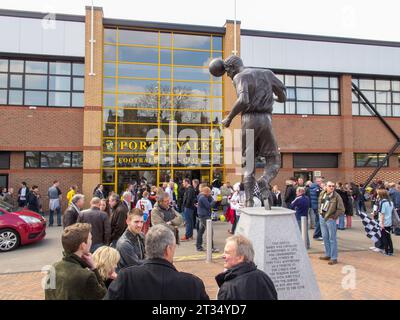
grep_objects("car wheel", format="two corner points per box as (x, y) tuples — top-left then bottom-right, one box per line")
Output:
(0, 229), (20, 252)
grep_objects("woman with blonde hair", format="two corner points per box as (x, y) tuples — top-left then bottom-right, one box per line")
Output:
(92, 246), (121, 288)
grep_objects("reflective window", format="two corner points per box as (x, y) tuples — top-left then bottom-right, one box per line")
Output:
(104, 63), (116, 76)
(49, 91), (70, 107)
(10, 60), (24, 73)
(355, 153), (388, 167)
(25, 75), (47, 90)
(352, 78), (400, 117)
(9, 90), (23, 105)
(118, 78), (158, 93)
(160, 66), (172, 79)
(25, 152), (40, 168)
(119, 29), (158, 46)
(118, 64), (158, 78)
(119, 46), (158, 63)
(104, 28), (117, 43)
(0, 58), (84, 107)
(212, 37), (223, 51)
(274, 73), (340, 115)
(173, 34), (210, 50)
(25, 90), (47, 105)
(0, 59), (8, 72)
(0, 90), (6, 104)
(10, 74), (22, 88)
(118, 93), (158, 108)
(72, 152), (83, 167)
(297, 102), (312, 114)
(160, 33), (171, 47)
(72, 93), (84, 107)
(41, 152), (71, 168)
(72, 63), (85, 76)
(173, 82), (210, 96)
(49, 62), (71, 75)
(73, 78), (84, 91)
(0, 74), (7, 88)
(160, 50), (171, 64)
(103, 29), (224, 192)
(104, 78), (116, 92)
(49, 76), (70, 91)
(25, 151), (82, 168)
(173, 67), (210, 81)
(104, 45), (117, 61)
(174, 50), (211, 66)
(25, 61), (47, 74)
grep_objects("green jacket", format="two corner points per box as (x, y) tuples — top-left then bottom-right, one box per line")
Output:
(45, 253), (106, 300)
(318, 190), (345, 220)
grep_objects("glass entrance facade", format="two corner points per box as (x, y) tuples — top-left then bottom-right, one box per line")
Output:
(102, 27), (224, 194)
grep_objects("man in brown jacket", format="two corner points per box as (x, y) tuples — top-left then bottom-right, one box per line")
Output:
(318, 181), (345, 265)
(44, 223), (106, 300)
(151, 192), (183, 244)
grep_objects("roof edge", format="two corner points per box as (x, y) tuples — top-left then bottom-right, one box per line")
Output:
(241, 29), (400, 48)
(0, 8), (85, 22)
(103, 17), (226, 34)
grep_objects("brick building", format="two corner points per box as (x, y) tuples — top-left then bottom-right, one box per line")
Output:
(0, 7), (399, 209)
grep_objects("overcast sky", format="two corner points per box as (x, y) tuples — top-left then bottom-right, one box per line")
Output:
(1, 0), (399, 42)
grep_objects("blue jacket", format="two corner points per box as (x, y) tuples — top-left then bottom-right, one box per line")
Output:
(197, 194), (215, 219)
(290, 195), (310, 220)
(389, 188), (400, 209)
(309, 183), (322, 210)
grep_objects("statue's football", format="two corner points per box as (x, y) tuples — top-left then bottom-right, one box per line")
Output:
(209, 58), (226, 77)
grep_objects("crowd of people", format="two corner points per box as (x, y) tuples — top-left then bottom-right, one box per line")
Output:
(44, 222), (278, 300)
(281, 176), (400, 263)
(2, 174), (400, 299)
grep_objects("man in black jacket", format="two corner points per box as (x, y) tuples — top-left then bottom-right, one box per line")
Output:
(63, 194), (85, 228)
(116, 208), (145, 271)
(215, 235), (277, 300)
(104, 224), (209, 300)
(109, 192), (130, 247)
(27, 185), (40, 213)
(181, 178), (196, 241)
(77, 197), (111, 253)
(284, 177), (297, 208)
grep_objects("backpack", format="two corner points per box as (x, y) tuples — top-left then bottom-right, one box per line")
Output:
(392, 208), (400, 229)
(380, 199), (400, 228)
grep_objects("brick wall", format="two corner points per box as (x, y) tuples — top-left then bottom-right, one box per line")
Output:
(0, 106), (83, 150)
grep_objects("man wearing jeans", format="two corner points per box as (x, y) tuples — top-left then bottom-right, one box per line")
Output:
(48, 180), (62, 227)
(196, 187), (218, 252)
(318, 181), (345, 265)
(181, 178), (196, 241)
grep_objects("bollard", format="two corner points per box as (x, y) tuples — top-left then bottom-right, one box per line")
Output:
(301, 216), (307, 248)
(206, 219), (212, 263)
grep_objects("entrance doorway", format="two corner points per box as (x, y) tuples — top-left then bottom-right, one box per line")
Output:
(174, 170), (210, 184)
(294, 171), (313, 183)
(117, 170), (157, 195)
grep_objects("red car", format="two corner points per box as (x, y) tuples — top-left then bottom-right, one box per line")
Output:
(0, 200), (46, 252)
